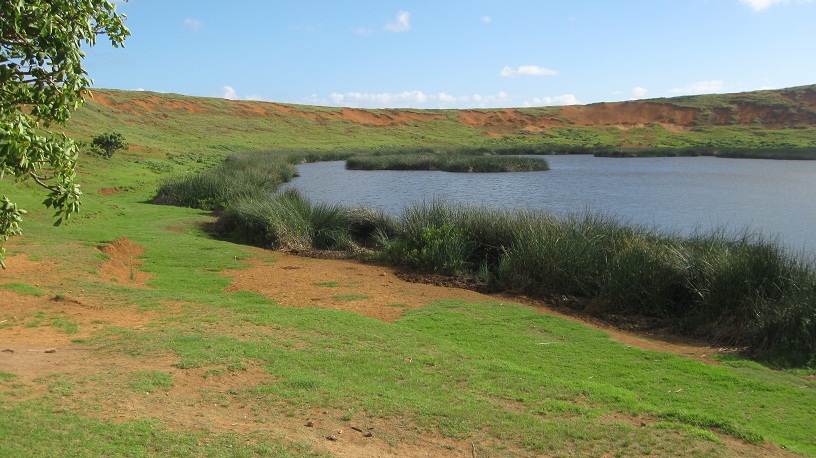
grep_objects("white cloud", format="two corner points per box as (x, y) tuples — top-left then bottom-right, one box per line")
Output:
(739, 0), (813, 11)
(469, 91), (513, 106)
(219, 86), (267, 101)
(669, 80), (725, 95)
(481, 16), (492, 23)
(384, 10), (411, 33)
(221, 86), (238, 100)
(305, 90), (523, 108)
(631, 86), (649, 98)
(500, 65), (559, 78)
(329, 91), (426, 107)
(438, 92), (458, 103)
(355, 27), (374, 35)
(524, 94), (580, 106)
(182, 18), (203, 32)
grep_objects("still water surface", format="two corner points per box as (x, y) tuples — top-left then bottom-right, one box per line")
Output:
(280, 155), (816, 253)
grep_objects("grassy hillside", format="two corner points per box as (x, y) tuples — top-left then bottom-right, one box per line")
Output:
(65, 85), (816, 158)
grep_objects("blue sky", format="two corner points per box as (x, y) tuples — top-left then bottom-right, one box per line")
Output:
(86, 0), (816, 108)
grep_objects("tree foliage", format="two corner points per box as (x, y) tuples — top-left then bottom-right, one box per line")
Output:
(92, 131), (127, 158)
(0, 0), (128, 267)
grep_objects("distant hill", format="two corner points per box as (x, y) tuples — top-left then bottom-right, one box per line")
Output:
(66, 85), (816, 154)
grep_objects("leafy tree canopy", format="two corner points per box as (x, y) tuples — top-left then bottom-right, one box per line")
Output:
(0, 0), (128, 267)
(91, 131), (127, 158)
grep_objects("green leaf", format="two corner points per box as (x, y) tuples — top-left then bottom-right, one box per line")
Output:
(0, 0), (128, 259)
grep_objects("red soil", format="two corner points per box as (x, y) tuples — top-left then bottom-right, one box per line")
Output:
(87, 86), (816, 136)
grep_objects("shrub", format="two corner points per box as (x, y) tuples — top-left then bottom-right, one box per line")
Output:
(385, 224), (471, 275)
(91, 132), (127, 159)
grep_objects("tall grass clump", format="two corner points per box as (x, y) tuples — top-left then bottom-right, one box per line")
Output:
(342, 144), (598, 158)
(215, 189), (355, 250)
(153, 151), (295, 210)
(602, 234), (697, 316)
(383, 201), (816, 365)
(381, 201), (474, 275)
(681, 232), (816, 363)
(285, 150), (355, 164)
(497, 212), (633, 297)
(713, 147), (816, 160)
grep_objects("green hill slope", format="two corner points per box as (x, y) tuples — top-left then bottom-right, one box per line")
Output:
(65, 85), (816, 155)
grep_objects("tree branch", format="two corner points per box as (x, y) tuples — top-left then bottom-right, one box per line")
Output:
(27, 171), (60, 193)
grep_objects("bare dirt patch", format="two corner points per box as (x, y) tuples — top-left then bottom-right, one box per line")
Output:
(559, 102), (698, 129)
(91, 92), (208, 115)
(269, 104), (446, 127)
(97, 238), (152, 287)
(80, 361), (478, 458)
(0, 290), (157, 387)
(454, 103), (699, 134)
(223, 253), (488, 323)
(97, 187), (123, 196)
(85, 88), (816, 142)
(224, 252), (729, 365)
(457, 109), (551, 132)
(228, 100), (282, 119)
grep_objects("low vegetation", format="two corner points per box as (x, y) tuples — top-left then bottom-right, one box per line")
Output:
(213, 189), (392, 251)
(346, 152), (550, 172)
(90, 132), (128, 159)
(152, 151), (296, 211)
(594, 146), (816, 160)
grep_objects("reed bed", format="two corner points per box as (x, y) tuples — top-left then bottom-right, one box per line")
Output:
(594, 146), (816, 160)
(214, 189), (393, 251)
(381, 201), (816, 365)
(346, 145), (816, 161)
(346, 153), (550, 172)
(152, 151), (296, 210)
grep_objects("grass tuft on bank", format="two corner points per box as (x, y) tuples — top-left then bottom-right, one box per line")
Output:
(152, 151), (296, 211)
